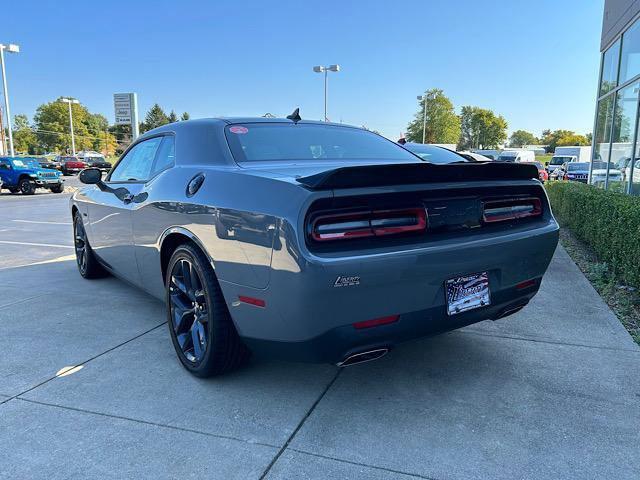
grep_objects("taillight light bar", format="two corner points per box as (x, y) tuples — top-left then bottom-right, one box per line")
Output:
(310, 207), (427, 242)
(482, 197), (542, 223)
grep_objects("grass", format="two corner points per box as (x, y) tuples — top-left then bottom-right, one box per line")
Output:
(536, 154), (552, 165)
(559, 227), (640, 345)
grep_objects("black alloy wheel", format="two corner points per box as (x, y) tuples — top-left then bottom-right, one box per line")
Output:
(73, 214), (106, 279)
(19, 178), (35, 195)
(74, 216), (89, 276)
(166, 244), (250, 377)
(168, 258), (209, 364)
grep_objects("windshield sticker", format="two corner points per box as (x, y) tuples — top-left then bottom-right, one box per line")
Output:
(229, 126), (248, 134)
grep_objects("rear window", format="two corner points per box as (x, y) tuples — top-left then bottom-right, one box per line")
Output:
(225, 123), (418, 163)
(550, 156), (571, 165)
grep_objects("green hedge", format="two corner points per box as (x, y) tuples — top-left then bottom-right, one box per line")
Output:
(545, 181), (640, 289)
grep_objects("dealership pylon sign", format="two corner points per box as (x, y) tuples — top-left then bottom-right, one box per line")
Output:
(114, 92), (140, 140)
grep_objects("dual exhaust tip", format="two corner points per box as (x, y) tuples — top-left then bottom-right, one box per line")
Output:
(336, 348), (389, 367)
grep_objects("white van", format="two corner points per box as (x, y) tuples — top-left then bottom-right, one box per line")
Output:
(497, 150), (536, 163)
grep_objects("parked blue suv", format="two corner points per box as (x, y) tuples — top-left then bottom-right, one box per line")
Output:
(0, 157), (64, 195)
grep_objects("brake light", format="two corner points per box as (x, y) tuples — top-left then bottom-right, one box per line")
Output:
(482, 197), (542, 223)
(310, 207), (427, 242)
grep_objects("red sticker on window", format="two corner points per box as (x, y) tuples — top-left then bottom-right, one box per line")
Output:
(229, 126), (248, 134)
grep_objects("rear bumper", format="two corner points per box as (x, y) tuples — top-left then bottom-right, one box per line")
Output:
(243, 282), (539, 364)
(221, 219), (559, 362)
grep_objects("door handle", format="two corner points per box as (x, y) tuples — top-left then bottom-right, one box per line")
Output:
(122, 193), (135, 204)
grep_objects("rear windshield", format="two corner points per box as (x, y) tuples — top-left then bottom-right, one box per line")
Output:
(225, 123), (419, 163)
(550, 156), (572, 165)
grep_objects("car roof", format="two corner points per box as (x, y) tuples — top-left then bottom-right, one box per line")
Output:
(140, 117), (360, 137)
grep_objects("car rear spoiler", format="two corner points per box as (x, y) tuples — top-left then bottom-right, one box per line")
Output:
(296, 162), (540, 190)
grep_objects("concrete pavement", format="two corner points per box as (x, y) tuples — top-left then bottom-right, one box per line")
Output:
(1, 192), (639, 479)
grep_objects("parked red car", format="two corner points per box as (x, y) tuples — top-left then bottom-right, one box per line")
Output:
(57, 156), (87, 176)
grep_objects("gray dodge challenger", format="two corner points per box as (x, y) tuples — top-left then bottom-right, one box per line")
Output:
(71, 116), (559, 377)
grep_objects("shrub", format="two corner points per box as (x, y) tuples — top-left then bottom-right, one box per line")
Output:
(545, 181), (640, 289)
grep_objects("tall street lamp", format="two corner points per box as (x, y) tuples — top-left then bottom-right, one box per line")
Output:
(313, 64), (340, 122)
(60, 98), (80, 155)
(417, 92), (436, 144)
(0, 43), (20, 156)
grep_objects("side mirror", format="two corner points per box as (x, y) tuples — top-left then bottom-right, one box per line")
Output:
(79, 167), (103, 185)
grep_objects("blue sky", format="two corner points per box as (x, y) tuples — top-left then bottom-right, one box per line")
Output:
(4, 0), (603, 139)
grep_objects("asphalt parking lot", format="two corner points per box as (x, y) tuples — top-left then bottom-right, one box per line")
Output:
(1, 187), (639, 479)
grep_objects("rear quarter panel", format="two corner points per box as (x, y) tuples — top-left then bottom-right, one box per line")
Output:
(132, 165), (322, 299)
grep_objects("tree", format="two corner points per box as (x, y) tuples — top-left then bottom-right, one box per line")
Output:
(168, 110), (178, 123)
(85, 113), (118, 155)
(33, 98), (94, 153)
(458, 106), (508, 150)
(180, 112), (190, 121)
(556, 133), (590, 147)
(12, 114), (38, 154)
(541, 129), (590, 151)
(406, 88), (461, 144)
(140, 104), (169, 133)
(509, 129), (538, 148)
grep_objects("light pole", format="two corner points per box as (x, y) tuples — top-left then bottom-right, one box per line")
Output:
(313, 64), (340, 121)
(0, 43), (20, 156)
(417, 92), (436, 144)
(60, 98), (80, 155)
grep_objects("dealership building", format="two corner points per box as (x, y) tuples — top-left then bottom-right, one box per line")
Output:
(594, 0), (640, 194)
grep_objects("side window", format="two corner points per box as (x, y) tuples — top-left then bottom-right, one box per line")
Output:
(109, 137), (162, 182)
(150, 136), (175, 177)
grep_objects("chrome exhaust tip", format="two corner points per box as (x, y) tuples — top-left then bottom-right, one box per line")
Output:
(336, 348), (389, 367)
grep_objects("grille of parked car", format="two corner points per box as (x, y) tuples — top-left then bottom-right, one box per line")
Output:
(39, 171), (58, 178)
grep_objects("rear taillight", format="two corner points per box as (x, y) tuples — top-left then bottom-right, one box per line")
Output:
(482, 197), (542, 223)
(310, 207), (427, 242)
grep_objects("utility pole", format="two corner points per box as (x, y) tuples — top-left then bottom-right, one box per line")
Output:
(60, 98), (80, 155)
(313, 65), (340, 121)
(417, 92), (436, 144)
(0, 43), (20, 156)
(0, 104), (5, 155)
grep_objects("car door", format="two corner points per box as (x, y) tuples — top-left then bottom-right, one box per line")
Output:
(85, 136), (163, 286)
(129, 135), (177, 298)
(0, 159), (12, 186)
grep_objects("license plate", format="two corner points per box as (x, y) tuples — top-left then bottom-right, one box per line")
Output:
(445, 272), (490, 315)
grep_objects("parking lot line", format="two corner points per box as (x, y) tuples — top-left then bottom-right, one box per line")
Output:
(0, 240), (73, 249)
(12, 219), (72, 226)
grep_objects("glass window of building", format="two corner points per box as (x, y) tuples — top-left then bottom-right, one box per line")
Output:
(620, 19), (640, 84)
(629, 158), (640, 194)
(593, 95), (615, 184)
(600, 39), (621, 95)
(605, 83), (639, 191)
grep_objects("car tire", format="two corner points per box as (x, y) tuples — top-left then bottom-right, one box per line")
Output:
(166, 243), (250, 377)
(73, 213), (107, 279)
(50, 184), (64, 194)
(19, 178), (36, 195)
